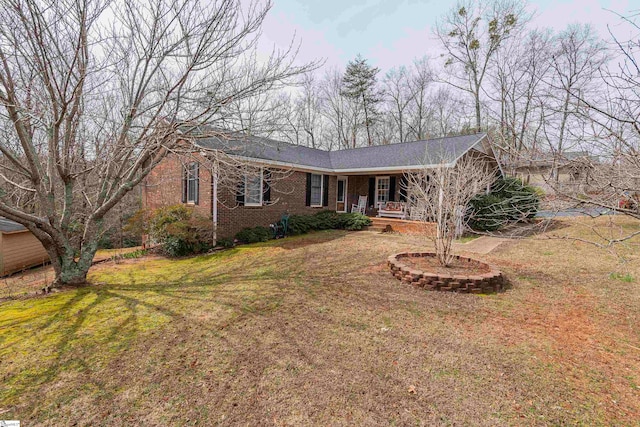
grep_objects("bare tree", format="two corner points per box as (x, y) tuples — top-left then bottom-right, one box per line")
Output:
(405, 58), (434, 140)
(544, 24), (609, 181)
(489, 28), (553, 156)
(428, 86), (470, 137)
(319, 68), (360, 149)
(405, 154), (497, 266)
(0, 0), (316, 287)
(545, 11), (640, 234)
(293, 73), (324, 148)
(383, 66), (414, 143)
(435, 0), (529, 132)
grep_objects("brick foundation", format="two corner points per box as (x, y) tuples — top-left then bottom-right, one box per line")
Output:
(387, 252), (506, 294)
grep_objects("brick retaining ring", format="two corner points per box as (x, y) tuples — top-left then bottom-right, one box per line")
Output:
(387, 252), (506, 294)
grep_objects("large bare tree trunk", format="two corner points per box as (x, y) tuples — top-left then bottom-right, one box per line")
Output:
(0, 0), (317, 287)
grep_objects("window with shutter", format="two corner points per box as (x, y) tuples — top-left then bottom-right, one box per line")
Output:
(244, 168), (263, 206)
(375, 176), (390, 205)
(310, 173), (323, 207)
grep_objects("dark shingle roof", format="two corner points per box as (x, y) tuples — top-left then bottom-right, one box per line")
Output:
(193, 132), (333, 169)
(328, 133), (486, 170)
(188, 128), (487, 171)
(0, 217), (27, 233)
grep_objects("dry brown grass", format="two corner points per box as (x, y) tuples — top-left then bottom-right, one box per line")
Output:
(1, 217), (639, 426)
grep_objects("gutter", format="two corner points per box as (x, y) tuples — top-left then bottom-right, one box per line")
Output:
(224, 154), (455, 174)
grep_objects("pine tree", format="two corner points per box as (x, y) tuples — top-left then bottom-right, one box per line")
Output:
(341, 55), (382, 146)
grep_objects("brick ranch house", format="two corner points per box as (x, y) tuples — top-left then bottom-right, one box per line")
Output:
(142, 131), (501, 240)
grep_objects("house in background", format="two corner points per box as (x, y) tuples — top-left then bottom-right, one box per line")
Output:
(507, 151), (598, 193)
(0, 217), (49, 276)
(143, 131), (500, 239)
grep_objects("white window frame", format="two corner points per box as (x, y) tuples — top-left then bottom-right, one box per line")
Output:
(244, 168), (263, 207)
(186, 162), (199, 204)
(336, 176), (348, 212)
(310, 173), (324, 207)
(375, 175), (390, 205)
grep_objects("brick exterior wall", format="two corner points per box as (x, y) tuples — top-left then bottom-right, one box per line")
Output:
(143, 154), (338, 239)
(217, 171), (337, 238)
(144, 154), (416, 239)
(143, 152), (213, 218)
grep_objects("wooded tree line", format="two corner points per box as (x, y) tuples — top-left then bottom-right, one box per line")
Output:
(215, 0), (633, 169)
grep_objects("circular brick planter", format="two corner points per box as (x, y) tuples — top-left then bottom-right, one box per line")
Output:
(387, 252), (506, 294)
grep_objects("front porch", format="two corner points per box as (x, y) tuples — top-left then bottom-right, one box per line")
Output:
(336, 173), (408, 217)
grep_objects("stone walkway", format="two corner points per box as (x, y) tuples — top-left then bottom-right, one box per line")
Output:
(454, 236), (508, 255)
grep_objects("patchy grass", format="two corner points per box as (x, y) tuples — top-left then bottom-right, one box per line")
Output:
(455, 234), (481, 244)
(1, 221), (640, 425)
(610, 272), (635, 283)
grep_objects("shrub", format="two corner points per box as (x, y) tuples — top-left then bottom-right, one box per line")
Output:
(288, 211), (371, 234)
(490, 177), (540, 220)
(336, 212), (372, 230)
(235, 226), (272, 244)
(467, 195), (506, 231)
(468, 177), (540, 231)
(287, 214), (315, 235)
(145, 205), (213, 257)
(121, 249), (147, 259)
(216, 237), (235, 248)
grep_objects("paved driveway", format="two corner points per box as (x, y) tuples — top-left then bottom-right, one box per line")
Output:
(536, 207), (614, 218)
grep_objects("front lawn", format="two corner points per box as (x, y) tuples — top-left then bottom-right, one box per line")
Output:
(1, 219), (639, 425)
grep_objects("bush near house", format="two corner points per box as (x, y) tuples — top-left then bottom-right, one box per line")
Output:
(468, 177), (540, 231)
(287, 211), (371, 235)
(234, 211), (372, 243)
(143, 205), (214, 257)
(235, 226), (272, 244)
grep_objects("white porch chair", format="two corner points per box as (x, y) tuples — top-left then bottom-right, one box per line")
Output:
(351, 195), (367, 215)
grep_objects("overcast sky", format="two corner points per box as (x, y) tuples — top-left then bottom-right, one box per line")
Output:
(258, 0), (633, 72)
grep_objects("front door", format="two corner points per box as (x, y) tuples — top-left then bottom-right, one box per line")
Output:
(336, 177), (347, 212)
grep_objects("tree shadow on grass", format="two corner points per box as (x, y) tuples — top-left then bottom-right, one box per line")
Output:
(1, 229), (356, 418)
(0, 284), (187, 413)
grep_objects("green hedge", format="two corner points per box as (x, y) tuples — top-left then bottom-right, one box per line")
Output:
(234, 211), (371, 243)
(287, 211), (371, 235)
(235, 226), (272, 244)
(468, 177), (540, 231)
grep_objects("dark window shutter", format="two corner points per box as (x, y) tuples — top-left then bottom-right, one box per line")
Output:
(389, 176), (396, 202)
(322, 175), (329, 207)
(263, 169), (271, 204)
(194, 163), (200, 205)
(181, 165), (187, 203)
(399, 174), (408, 202)
(305, 173), (312, 206)
(236, 173), (245, 206)
(368, 177), (375, 207)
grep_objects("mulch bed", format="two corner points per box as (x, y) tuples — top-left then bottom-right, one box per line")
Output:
(402, 256), (491, 276)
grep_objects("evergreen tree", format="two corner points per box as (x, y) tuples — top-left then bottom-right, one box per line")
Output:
(341, 55), (382, 146)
